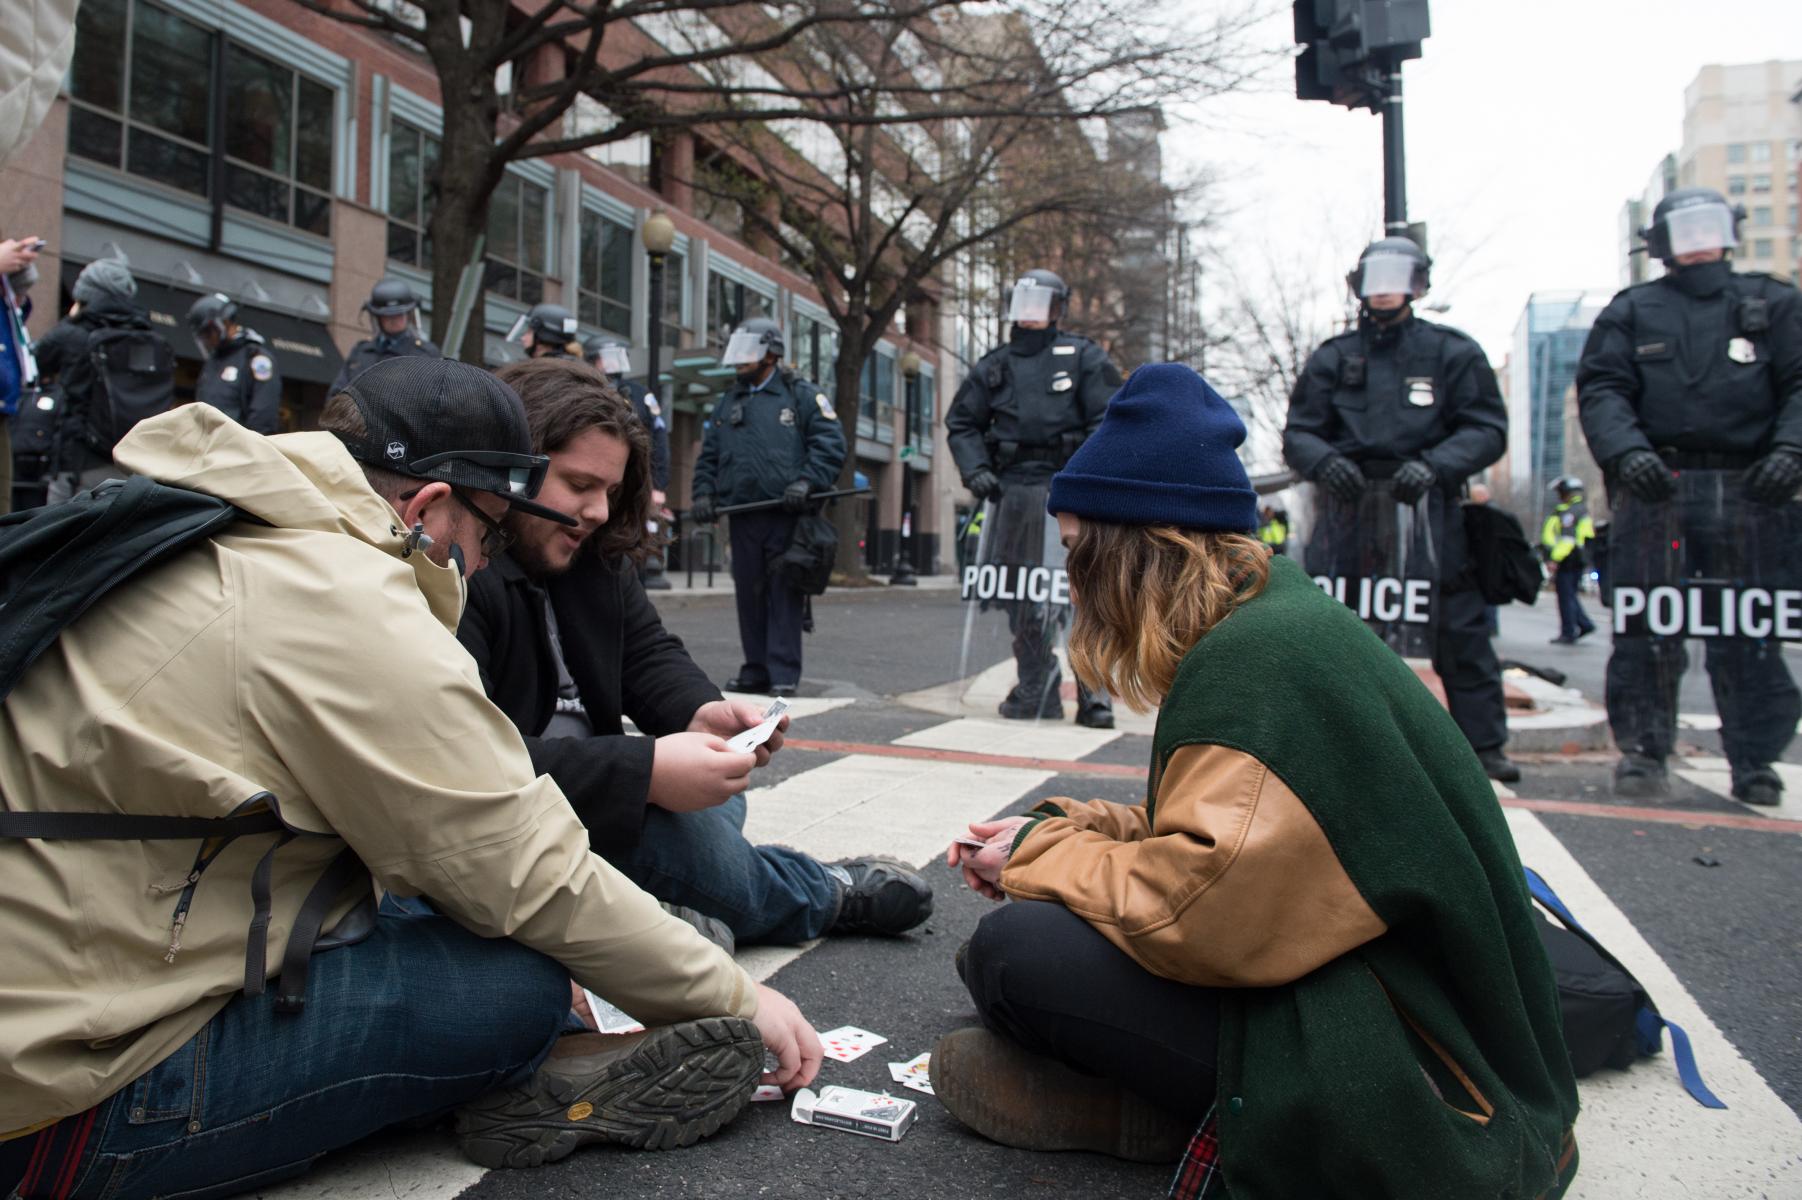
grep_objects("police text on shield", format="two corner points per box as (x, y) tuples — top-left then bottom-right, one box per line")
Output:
(960, 565), (1071, 606)
(1612, 584), (1802, 640)
(1312, 575), (1434, 624)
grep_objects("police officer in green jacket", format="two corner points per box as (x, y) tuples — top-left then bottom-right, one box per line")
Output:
(690, 318), (847, 697)
(1540, 477), (1596, 644)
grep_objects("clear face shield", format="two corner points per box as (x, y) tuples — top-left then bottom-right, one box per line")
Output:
(1356, 253), (1420, 299)
(1664, 203), (1737, 257)
(504, 313), (531, 344)
(1007, 280), (1057, 324)
(721, 329), (771, 367)
(597, 345), (633, 376)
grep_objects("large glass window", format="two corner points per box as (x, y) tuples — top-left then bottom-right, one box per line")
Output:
(577, 208), (633, 336)
(68, 0), (215, 198)
(706, 270), (774, 352)
(386, 122), (439, 267)
(793, 313), (838, 384)
(858, 351), (894, 436)
(657, 249), (686, 349)
(484, 174), (550, 304)
(223, 46), (333, 233)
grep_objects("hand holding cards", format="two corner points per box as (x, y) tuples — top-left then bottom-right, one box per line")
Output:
(726, 697), (789, 754)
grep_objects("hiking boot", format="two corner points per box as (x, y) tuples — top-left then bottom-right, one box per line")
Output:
(826, 857), (932, 935)
(1477, 748), (1521, 783)
(660, 901), (735, 956)
(932, 1027), (1190, 1163)
(1613, 753), (1669, 798)
(455, 1019), (763, 1169)
(1731, 767), (1783, 808)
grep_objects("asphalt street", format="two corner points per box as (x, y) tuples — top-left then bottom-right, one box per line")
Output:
(272, 583), (1802, 1200)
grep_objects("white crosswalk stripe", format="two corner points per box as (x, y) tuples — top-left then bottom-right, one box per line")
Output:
(1673, 754), (1802, 820)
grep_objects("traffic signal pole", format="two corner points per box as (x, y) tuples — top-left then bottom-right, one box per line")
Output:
(1382, 65), (1407, 234)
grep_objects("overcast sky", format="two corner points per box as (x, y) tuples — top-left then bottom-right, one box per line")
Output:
(1170, 0), (1801, 364)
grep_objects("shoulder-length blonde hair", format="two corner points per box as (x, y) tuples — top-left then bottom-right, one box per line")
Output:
(1065, 521), (1271, 712)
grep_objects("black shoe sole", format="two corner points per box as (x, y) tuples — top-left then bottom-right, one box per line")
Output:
(456, 1018), (763, 1169)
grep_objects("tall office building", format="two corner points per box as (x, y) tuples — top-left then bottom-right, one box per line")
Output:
(1505, 293), (1608, 526)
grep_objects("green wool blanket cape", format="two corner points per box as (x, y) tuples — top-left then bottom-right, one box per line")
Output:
(1154, 557), (1579, 1199)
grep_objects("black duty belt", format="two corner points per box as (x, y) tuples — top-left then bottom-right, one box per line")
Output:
(1656, 449), (1758, 470)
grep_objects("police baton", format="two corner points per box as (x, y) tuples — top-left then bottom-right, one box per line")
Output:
(714, 487), (871, 517)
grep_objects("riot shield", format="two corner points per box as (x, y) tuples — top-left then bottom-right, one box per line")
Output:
(1607, 468), (1802, 641)
(1302, 480), (1442, 658)
(952, 482), (1074, 720)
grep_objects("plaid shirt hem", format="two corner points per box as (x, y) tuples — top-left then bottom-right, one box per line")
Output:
(1167, 1106), (1225, 1200)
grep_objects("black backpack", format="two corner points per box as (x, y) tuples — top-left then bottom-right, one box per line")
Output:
(87, 327), (175, 453)
(779, 511), (838, 596)
(1464, 501), (1543, 605)
(1525, 868), (1722, 1107)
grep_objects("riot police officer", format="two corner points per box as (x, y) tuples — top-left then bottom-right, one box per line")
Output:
(585, 334), (670, 505)
(1577, 187), (1802, 805)
(1284, 237), (1517, 781)
(186, 293), (282, 435)
(690, 318), (847, 697)
(945, 269), (1122, 728)
(331, 278), (440, 393)
(1541, 477), (1597, 645)
(509, 303), (581, 359)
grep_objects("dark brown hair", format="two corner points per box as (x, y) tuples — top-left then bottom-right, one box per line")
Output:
(1065, 521), (1270, 712)
(494, 357), (654, 562)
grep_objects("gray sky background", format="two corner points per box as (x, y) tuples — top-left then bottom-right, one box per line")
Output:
(1172, 0), (1801, 364)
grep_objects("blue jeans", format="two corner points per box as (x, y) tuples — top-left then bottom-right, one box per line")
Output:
(610, 793), (840, 945)
(1554, 564), (1595, 641)
(43, 915), (568, 1200)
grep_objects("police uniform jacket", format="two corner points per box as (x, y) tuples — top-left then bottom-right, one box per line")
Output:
(198, 330), (282, 435)
(692, 370), (847, 508)
(946, 329), (1122, 485)
(617, 377), (671, 491)
(1576, 271), (1802, 468)
(330, 330), (441, 395)
(1283, 313), (1507, 490)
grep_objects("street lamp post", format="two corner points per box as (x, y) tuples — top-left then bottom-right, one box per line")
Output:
(891, 351), (922, 586)
(642, 211), (677, 582)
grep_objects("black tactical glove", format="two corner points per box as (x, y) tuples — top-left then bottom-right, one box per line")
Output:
(689, 493), (717, 524)
(964, 467), (1002, 502)
(1391, 460), (1439, 505)
(1745, 448), (1802, 505)
(782, 479), (813, 513)
(1614, 449), (1678, 503)
(1313, 455), (1368, 504)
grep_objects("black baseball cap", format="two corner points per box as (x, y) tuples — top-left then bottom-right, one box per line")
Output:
(334, 356), (576, 526)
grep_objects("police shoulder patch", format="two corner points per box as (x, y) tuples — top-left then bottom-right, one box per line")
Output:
(251, 354), (275, 382)
(645, 395), (662, 418)
(815, 392), (838, 420)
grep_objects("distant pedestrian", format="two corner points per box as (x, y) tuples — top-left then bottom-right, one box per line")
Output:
(1540, 476), (1596, 645)
(0, 234), (43, 513)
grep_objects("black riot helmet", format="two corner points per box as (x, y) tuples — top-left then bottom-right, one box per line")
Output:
(185, 292), (238, 343)
(508, 303), (580, 355)
(365, 278), (420, 318)
(1346, 237), (1432, 303)
(1008, 268), (1070, 324)
(583, 334), (634, 377)
(1553, 476), (1583, 498)
(720, 316), (786, 366)
(1641, 187), (1744, 266)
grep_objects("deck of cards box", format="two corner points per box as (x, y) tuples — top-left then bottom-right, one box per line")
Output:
(789, 1085), (918, 1142)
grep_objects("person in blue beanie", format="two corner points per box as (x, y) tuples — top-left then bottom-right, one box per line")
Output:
(933, 363), (1578, 1200)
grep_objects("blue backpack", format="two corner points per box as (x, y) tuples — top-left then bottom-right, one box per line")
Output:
(1525, 868), (1723, 1108)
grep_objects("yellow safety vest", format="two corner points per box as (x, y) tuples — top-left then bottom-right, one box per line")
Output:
(1540, 499), (1594, 564)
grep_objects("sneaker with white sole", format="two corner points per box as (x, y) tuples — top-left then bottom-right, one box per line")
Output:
(455, 1018), (763, 1169)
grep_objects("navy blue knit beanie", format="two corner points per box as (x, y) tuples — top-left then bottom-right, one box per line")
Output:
(1047, 363), (1257, 532)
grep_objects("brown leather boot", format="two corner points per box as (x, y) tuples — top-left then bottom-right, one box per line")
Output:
(931, 1027), (1191, 1163)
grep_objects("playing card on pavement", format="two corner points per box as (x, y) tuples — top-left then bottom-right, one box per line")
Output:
(751, 1084), (787, 1102)
(580, 988), (645, 1035)
(818, 1025), (887, 1062)
(887, 1052), (933, 1096)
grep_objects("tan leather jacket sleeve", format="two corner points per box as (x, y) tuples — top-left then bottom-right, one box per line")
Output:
(1020, 797), (1151, 844)
(244, 576), (756, 1028)
(1000, 743), (1385, 988)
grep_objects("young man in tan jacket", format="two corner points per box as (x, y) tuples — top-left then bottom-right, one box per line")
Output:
(0, 357), (819, 1197)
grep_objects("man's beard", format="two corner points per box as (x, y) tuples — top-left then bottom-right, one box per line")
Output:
(507, 521), (580, 580)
